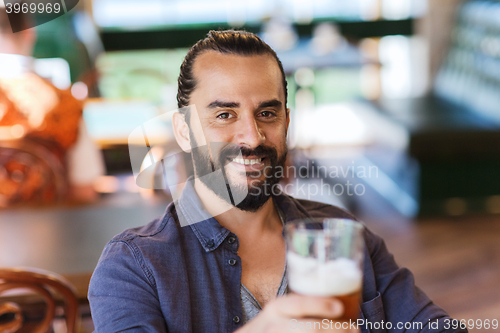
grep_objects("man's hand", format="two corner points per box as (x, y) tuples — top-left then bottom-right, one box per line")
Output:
(235, 294), (360, 332)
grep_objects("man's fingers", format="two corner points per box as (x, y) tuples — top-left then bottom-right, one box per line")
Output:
(265, 294), (344, 320)
(277, 318), (358, 333)
(239, 295), (352, 333)
(289, 319), (359, 332)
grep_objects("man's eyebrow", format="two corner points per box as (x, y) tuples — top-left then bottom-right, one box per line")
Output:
(206, 99), (283, 109)
(258, 100), (282, 109)
(207, 101), (240, 109)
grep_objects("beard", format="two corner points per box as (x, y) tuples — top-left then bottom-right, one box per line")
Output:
(190, 136), (287, 212)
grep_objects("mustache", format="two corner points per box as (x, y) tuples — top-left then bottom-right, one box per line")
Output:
(218, 144), (278, 161)
(190, 143), (280, 177)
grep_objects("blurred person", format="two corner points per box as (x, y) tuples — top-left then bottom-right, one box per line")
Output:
(88, 31), (466, 333)
(0, 2), (105, 205)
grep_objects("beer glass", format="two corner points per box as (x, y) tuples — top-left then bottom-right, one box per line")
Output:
(285, 218), (364, 321)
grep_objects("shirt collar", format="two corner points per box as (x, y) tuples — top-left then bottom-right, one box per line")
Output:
(176, 177), (313, 252)
(0, 53), (34, 78)
(176, 178), (230, 252)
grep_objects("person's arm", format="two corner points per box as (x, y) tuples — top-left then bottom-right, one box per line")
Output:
(363, 227), (468, 333)
(236, 226), (467, 333)
(88, 240), (167, 332)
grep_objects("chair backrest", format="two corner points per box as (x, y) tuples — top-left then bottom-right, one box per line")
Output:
(0, 139), (68, 207)
(0, 268), (79, 333)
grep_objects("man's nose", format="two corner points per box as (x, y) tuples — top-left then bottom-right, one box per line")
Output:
(235, 114), (265, 148)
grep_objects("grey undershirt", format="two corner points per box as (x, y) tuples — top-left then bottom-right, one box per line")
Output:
(240, 207), (288, 324)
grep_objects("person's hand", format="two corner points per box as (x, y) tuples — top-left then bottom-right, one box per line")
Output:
(235, 293), (360, 332)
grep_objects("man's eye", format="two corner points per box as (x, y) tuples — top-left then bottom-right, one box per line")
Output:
(259, 111), (275, 118)
(217, 113), (231, 120)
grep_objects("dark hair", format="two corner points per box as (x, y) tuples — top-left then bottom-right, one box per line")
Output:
(177, 30), (288, 120)
(0, 2), (33, 33)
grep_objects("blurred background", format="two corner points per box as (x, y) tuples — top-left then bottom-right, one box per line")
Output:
(1, 0), (499, 332)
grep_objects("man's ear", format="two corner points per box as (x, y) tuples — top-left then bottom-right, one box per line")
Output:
(172, 112), (192, 153)
(285, 108), (290, 136)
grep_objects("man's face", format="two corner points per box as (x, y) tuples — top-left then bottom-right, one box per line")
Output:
(187, 51), (289, 212)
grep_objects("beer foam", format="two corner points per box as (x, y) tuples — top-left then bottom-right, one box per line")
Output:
(287, 252), (362, 296)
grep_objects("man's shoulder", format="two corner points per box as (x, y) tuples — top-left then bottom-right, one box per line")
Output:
(108, 201), (182, 245)
(91, 202), (190, 290)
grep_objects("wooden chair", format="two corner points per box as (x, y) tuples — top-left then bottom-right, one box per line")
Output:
(0, 139), (68, 207)
(0, 268), (79, 333)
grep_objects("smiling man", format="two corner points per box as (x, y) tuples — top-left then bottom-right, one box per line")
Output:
(88, 30), (467, 333)
(175, 47), (289, 214)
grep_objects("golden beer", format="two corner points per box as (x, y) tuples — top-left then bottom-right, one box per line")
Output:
(285, 218), (365, 323)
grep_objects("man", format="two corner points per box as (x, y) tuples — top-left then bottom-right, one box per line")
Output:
(0, 3), (104, 204)
(89, 30), (466, 333)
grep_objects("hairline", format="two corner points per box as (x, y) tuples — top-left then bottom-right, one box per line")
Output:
(183, 50), (287, 125)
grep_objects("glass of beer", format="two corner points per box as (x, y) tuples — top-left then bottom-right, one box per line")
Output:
(285, 218), (364, 321)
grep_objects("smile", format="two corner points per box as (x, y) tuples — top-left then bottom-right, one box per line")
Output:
(231, 157), (264, 165)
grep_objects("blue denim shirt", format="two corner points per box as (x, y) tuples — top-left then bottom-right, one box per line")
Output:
(88, 180), (467, 333)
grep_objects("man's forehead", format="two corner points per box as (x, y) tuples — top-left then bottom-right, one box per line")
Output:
(191, 51), (285, 100)
(193, 51), (280, 78)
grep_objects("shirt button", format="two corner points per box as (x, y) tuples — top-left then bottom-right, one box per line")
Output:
(207, 240), (215, 249)
(227, 236), (236, 244)
(228, 259), (237, 266)
(233, 316), (240, 324)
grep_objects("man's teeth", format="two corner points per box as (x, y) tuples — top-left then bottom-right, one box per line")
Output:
(231, 158), (263, 165)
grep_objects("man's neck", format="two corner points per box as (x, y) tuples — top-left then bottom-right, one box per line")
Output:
(193, 178), (282, 239)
